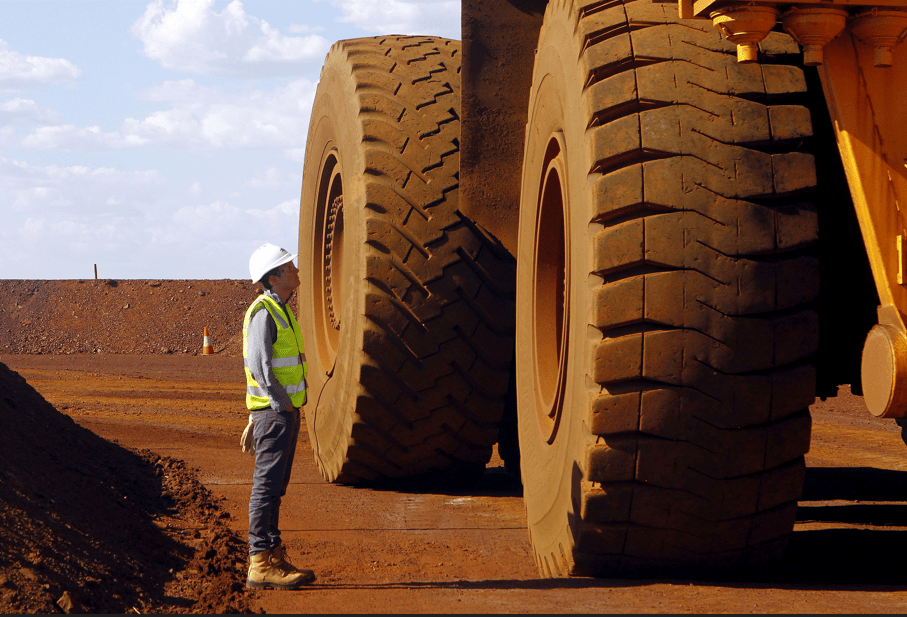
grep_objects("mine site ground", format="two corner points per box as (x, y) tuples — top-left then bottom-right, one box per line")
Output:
(2, 280), (907, 613)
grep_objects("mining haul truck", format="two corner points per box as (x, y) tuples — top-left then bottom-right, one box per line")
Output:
(296, 0), (907, 577)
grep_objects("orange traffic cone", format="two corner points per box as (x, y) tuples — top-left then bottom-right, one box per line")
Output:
(203, 326), (214, 355)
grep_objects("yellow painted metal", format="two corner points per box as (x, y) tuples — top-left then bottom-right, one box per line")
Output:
(781, 7), (849, 66)
(680, 0), (907, 415)
(710, 5), (781, 62)
(899, 233), (906, 285)
(689, 0), (907, 63)
(692, 0), (907, 19)
(819, 32), (907, 313)
(849, 10), (907, 67)
(819, 31), (907, 417)
(862, 321), (907, 417)
(680, 0), (695, 19)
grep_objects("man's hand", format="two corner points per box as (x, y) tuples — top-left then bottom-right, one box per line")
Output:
(240, 414), (255, 455)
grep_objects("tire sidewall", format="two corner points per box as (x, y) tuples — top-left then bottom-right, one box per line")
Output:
(516, 4), (595, 574)
(299, 47), (368, 481)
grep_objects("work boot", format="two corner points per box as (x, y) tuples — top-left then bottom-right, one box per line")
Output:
(246, 550), (315, 590)
(270, 543), (313, 578)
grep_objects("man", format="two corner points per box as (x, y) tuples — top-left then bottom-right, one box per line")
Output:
(242, 242), (315, 590)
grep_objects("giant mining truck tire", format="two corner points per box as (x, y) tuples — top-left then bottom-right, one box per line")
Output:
(298, 36), (515, 484)
(516, 0), (819, 577)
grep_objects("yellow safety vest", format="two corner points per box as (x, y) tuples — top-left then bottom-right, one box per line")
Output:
(242, 294), (308, 410)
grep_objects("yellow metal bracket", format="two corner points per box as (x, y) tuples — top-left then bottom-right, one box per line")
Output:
(682, 0), (907, 66)
(899, 233), (907, 285)
(819, 32), (907, 418)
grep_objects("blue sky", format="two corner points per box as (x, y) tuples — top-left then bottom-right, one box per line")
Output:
(0, 0), (460, 279)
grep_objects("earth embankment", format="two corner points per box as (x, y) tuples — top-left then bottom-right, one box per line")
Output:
(3, 280), (907, 612)
(0, 279), (258, 612)
(0, 279), (254, 356)
(0, 359), (250, 613)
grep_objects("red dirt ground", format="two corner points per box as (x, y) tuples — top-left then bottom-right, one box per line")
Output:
(0, 279), (254, 356)
(0, 361), (250, 614)
(0, 279), (255, 614)
(2, 280), (907, 613)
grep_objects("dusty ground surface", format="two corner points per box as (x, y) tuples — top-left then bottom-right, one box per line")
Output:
(2, 280), (907, 613)
(0, 279), (254, 356)
(2, 353), (906, 614)
(0, 359), (250, 614)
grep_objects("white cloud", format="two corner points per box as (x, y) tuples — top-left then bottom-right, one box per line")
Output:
(13, 186), (51, 211)
(284, 148), (306, 163)
(189, 181), (201, 194)
(50, 219), (119, 248)
(13, 78), (317, 152)
(21, 217), (45, 241)
(0, 156), (161, 215)
(4, 215), (122, 274)
(0, 160), (301, 278)
(132, 0), (331, 76)
(288, 24), (324, 34)
(244, 199), (299, 240)
(331, 0), (460, 37)
(247, 198), (295, 217)
(0, 98), (60, 125)
(142, 78), (219, 103)
(125, 78), (317, 148)
(173, 199), (242, 231)
(249, 166), (296, 189)
(0, 39), (82, 90)
(20, 125), (149, 150)
(167, 199), (298, 258)
(0, 157), (167, 277)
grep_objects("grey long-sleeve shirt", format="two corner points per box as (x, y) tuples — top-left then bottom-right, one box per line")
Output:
(245, 289), (297, 412)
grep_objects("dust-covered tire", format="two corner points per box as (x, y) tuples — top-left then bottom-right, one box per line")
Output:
(298, 36), (515, 484)
(516, 0), (818, 577)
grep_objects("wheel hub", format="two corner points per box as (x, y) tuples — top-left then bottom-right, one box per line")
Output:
(313, 150), (344, 367)
(531, 135), (570, 444)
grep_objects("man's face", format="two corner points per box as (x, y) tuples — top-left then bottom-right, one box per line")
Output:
(273, 261), (299, 292)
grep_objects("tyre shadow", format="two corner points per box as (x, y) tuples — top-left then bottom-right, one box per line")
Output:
(356, 465), (523, 498)
(773, 465), (907, 586)
(341, 466), (907, 589)
(777, 528), (907, 586)
(802, 466), (907, 502)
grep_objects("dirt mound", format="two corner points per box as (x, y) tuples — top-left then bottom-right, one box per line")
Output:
(0, 360), (252, 613)
(0, 280), (257, 356)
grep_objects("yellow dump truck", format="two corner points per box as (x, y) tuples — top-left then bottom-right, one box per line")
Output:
(296, 0), (907, 577)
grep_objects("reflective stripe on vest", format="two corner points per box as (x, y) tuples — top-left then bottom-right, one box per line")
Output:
(246, 380), (307, 399)
(242, 294), (308, 410)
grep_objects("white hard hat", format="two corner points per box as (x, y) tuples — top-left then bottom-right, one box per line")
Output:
(249, 243), (297, 283)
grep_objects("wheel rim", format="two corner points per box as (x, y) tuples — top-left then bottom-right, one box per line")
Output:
(313, 147), (344, 368)
(531, 134), (570, 444)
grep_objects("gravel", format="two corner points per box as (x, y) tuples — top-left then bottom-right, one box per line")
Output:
(0, 280), (258, 356)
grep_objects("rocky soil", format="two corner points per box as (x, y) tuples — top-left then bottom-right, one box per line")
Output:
(0, 280), (260, 613)
(0, 359), (252, 613)
(0, 279), (256, 356)
(3, 280), (907, 613)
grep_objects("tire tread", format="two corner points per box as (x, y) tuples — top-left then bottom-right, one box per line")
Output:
(529, 0), (817, 576)
(326, 36), (515, 482)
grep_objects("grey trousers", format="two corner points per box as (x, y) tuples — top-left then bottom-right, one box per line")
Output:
(248, 407), (300, 555)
